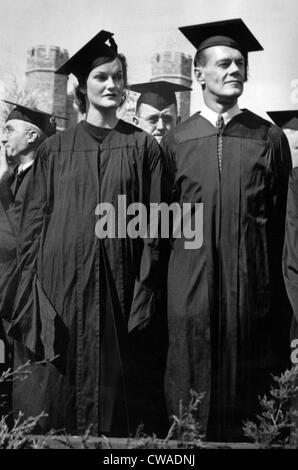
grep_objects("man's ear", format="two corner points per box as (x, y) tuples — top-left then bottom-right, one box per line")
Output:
(27, 129), (38, 144)
(194, 67), (205, 86)
(132, 116), (139, 126)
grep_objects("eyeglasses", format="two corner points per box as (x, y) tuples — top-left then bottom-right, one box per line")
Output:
(1, 127), (17, 137)
(1, 127), (30, 137)
(140, 115), (174, 125)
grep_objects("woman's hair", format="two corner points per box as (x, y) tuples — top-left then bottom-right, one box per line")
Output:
(74, 53), (128, 115)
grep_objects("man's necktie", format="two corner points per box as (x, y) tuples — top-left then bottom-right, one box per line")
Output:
(14, 170), (25, 196)
(216, 115), (225, 173)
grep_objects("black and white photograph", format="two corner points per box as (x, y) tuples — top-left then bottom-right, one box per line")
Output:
(0, 0), (298, 460)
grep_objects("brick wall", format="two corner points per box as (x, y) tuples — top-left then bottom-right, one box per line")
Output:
(151, 51), (193, 122)
(26, 46), (72, 130)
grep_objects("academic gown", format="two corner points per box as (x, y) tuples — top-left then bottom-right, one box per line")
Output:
(0, 166), (33, 418)
(161, 110), (292, 441)
(0, 182), (16, 299)
(283, 167), (298, 326)
(1, 120), (167, 436)
(0, 168), (29, 298)
(283, 167), (298, 428)
(0, 175), (15, 418)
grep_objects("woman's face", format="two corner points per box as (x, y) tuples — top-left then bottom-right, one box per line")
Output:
(83, 58), (124, 110)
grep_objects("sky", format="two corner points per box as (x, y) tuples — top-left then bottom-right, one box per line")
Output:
(0, 0), (297, 118)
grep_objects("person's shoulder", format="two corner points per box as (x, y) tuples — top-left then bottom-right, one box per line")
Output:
(41, 124), (80, 152)
(116, 119), (140, 134)
(241, 109), (285, 136)
(241, 109), (270, 126)
(162, 112), (208, 148)
(115, 119), (149, 138)
(114, 119), (159, 148)
(241, 111), (291, 167)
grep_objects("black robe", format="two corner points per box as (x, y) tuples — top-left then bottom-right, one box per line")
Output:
(0, 168), (29, 299)
(1, 120), (167, 436)
(283, 167), (298, 325)
(0, 180), (16, 299)
(0, 174), (15, 418)
(161, 110), (292, 441)
(283, 167), (298, 427)
(0, 166), (33, 419)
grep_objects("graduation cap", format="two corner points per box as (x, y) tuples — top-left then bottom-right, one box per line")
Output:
(179, 18), (263, 56)
(267, 110), (298, 130)
(55, 30), (118, 81)
(3, 100), (68, 136)
(130, 80), (192, 111)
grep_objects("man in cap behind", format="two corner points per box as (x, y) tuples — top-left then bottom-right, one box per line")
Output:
(268, 110), (298, 168)
(268, 110), (298, 433)
(0, 101), (57, 199)
(0, 102), (58, 419)
(0, 101), (57, 308)
(131, 80), (191, 143)
(161, 19), (292, 441)
(273, 112), (298, 343)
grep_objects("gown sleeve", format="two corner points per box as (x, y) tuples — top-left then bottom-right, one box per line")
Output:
(0, 142), (61, 359)
(283, 167), (298, 323)
(0, 172), (14, 211)
(265, 128), (293, 345)
(128, 138), (166, 332)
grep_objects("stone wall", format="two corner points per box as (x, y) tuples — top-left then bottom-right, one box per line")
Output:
(26, 45), (71, 130)
(151, 51), (193, 122)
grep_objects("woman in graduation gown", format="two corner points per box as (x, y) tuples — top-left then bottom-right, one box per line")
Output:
(1, 31), (166, 436)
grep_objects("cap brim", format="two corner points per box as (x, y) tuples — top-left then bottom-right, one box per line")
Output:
(2, 100), (68, 120)
(179, 18), (263, 53)
(130, 80), (192, 94)
(2, 100), (68, 136)
(267, 111), (298, 130)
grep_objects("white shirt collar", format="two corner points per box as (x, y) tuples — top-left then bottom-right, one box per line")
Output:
(200, 103), (242, 127)
(18, 160), (34, 175)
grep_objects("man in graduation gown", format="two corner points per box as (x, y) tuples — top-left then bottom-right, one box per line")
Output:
(277, 111), (298, 346)
(0, 101), (57, 295)
(0, 101), (57, 419)
(131, 80), (191, 143)
(274, 111), (298, 431)
(0, 31), (167, 437)
(161, 19), (292, 441)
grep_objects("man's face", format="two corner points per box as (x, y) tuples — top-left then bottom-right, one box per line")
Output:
(134, 103), (178, 143)
(284, 128), (298, 168)
(195, 45), (245, 105)
(1, 119), (31, 164)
